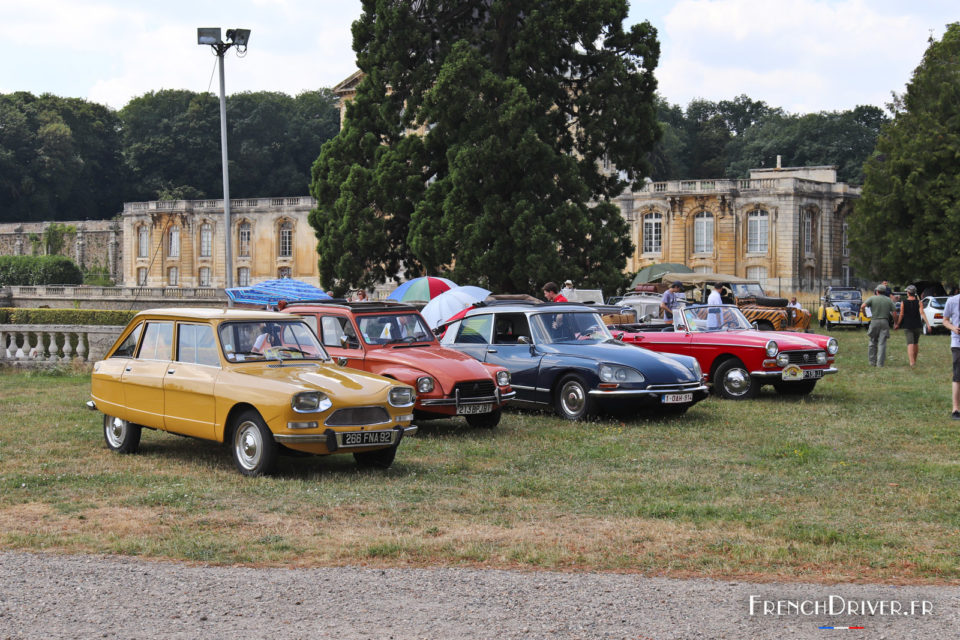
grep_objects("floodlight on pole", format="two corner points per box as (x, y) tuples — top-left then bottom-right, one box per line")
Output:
(197, 27), (251, 291)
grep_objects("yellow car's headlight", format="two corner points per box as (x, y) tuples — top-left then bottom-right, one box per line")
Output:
(388, 386), (416, 407)
(292, 391), (332, 413)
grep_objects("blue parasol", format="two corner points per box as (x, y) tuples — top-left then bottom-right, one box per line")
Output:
(225, 278), (331, 306)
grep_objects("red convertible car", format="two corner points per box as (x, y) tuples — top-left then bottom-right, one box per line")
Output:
(609, 304), (838, 399)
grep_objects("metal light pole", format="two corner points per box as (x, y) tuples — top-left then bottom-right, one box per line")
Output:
(197, 28), (250, 291)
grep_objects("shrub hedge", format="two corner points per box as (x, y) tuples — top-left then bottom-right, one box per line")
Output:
(0, 255), (84, 286)
(0, 308), (137, 326)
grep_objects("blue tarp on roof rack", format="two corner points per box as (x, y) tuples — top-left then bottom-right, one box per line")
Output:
(225, 278), (331, 306)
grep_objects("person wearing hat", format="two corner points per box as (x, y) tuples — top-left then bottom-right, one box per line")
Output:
(659, 281), (683, 321)
(894, 284), (927, 367)
(860, 283), (896, 367)
(561, 279), (576, 299)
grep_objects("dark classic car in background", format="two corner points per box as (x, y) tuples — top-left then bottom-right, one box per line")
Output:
(438, 301), (708, 419)
(283, 300), (514, 428)
(610, 304), (838, 400)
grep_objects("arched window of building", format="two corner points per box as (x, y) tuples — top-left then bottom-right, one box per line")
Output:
(238, 222), (251, 257)
(168, 227), (180, 258)
(279, 221), (293, 258)
(237, 267), (250, 287)
(199, 223), (212, 258)
(693, 211), (713, 254)
(137, 226), (149, 258)
(642, 212), (662, 254)
(747, 210), (769, 253)
(198, 267), (211, 287)
(803, 210), (814, 255)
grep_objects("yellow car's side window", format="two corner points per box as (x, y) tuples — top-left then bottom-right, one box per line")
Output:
(137, 322), (174, 361)
(111, 323), (143, 358)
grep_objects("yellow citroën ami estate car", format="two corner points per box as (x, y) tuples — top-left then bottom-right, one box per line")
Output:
(88, 308), (418, 476)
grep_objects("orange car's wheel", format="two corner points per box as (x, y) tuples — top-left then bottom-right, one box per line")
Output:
(231, 410), (277, 477)
(465, 408), (501, 429)
(103, 414), (141, 454)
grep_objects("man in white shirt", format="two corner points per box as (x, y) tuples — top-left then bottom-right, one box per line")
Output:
(706, 283), (724, 329)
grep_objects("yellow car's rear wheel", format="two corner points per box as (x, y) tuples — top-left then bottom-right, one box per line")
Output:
(103, 414), (141, 454)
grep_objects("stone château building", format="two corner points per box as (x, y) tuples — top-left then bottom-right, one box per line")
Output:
(616, 164), (859, 293)
(120, 196), (319, 288)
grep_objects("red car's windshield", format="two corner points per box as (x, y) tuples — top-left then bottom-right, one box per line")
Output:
(356, 313), (435, 345)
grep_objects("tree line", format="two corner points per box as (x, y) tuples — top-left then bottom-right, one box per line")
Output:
(0, 89), (340, 223)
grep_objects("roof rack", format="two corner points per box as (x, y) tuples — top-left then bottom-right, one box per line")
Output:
(284, 299), (420, 313)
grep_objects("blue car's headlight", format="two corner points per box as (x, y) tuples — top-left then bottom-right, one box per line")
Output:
(599, 364), (645, 383)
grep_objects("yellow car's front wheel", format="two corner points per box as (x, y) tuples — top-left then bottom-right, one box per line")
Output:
(231, 410), (277, 477)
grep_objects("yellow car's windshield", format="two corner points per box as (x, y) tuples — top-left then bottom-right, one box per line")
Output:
(218, 321), (329, 362)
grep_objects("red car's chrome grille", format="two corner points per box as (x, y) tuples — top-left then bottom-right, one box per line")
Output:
(784, 350), (824, 365)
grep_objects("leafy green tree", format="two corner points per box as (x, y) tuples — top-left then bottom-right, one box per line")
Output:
(119, 90), (221, 201)
(850, 23), (960, 282)
(724, 105), (887, 184)
(0, 93), (124, 222)
(310, 0), (659, 294)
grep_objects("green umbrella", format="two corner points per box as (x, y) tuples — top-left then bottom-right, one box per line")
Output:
(630, 263), (693, 288)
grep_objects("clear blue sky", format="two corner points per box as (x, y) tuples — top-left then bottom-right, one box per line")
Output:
(0, 0), (955, 113)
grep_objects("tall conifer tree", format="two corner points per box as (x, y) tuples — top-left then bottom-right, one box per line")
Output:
(310, 0), (661, 294)
(850, 23), (960, 282)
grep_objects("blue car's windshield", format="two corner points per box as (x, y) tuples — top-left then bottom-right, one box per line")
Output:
(533, 312), (613, 344)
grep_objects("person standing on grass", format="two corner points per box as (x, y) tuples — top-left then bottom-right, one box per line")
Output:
(942, 289), (960, 419)
(860, 284), (896, 367)
(894, 284), (927, 367)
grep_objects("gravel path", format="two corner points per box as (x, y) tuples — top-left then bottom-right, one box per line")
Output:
(1, 551), (957, 639)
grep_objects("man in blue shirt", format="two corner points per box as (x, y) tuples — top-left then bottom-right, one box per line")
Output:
(659, 281), (682, 321)
(941, 290), (960, 419)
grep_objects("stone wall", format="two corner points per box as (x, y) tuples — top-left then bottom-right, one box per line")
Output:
(0, 220), (122, 281)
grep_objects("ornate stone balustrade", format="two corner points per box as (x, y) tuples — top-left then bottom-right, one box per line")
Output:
(0, 324), (124, 366)
(1, 285), (228, 310)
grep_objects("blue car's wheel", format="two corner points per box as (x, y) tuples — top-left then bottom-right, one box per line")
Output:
(555, 375), (595, 421)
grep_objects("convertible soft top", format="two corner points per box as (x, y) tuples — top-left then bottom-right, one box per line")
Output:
(654, 272), (759, 285)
